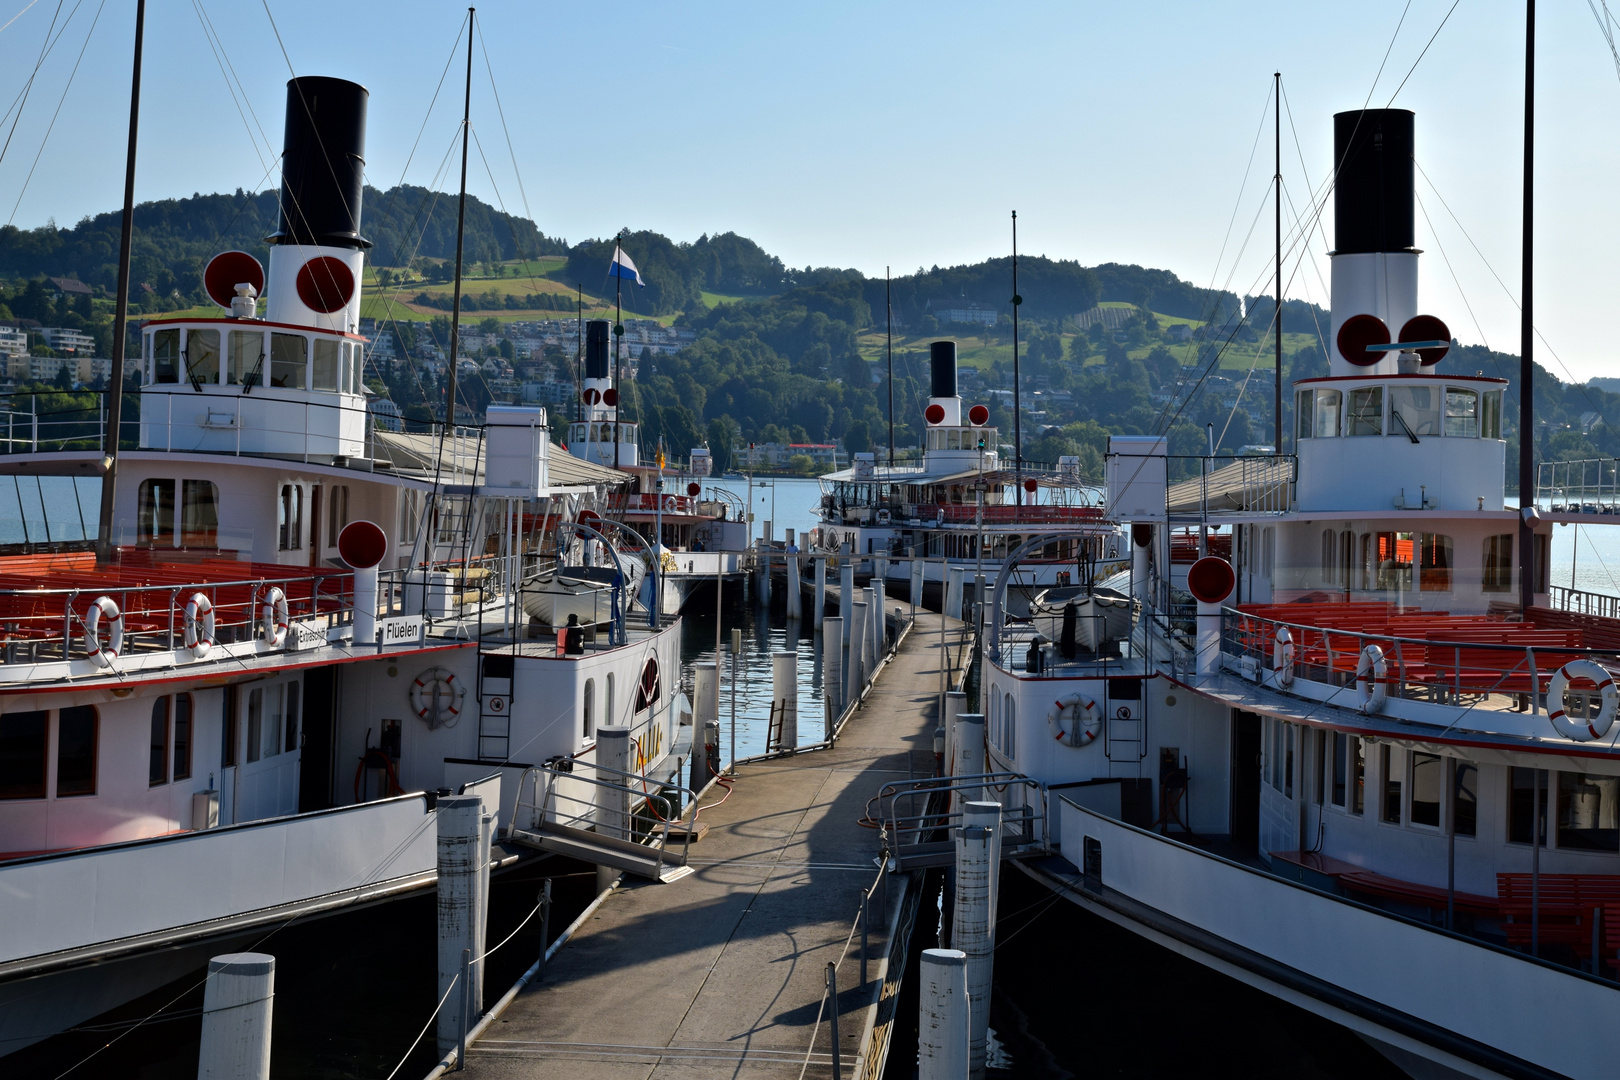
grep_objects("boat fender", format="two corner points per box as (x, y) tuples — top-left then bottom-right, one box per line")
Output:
(1272, 626), (1295, 688)
(261, 586), (290, 648)
(875, 508), (892, 525)
(183, 592), (216, 659)
(1355, 644), (1388, 714)
(1048, 692), (1102, 746)
(1546, 659), (1619, 741)
(83, 595), (123, 668)
(410, 667), (466, 729)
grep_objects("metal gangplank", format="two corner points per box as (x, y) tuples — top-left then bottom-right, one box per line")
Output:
(875, 772), (1050, 870)
(508, 759), (697, 883)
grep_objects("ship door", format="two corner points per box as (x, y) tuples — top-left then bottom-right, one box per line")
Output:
(299, 666), (337, 811)
(1231, 709), (1262, 853)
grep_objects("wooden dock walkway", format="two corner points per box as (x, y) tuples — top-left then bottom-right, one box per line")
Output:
(456, 609), (969, 1079)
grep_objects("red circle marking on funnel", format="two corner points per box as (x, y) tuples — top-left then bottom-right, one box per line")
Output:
(686, 482), (700, 497)
(204, 251), (265, 309)
(968, 404), (990, 426)
(1023, 478), (1038, 494)
(337, 520), (388, 570)
(295, 256), (355, 313)
(1187, 556), (1235, 604)
(925, 403), (946, 425)
(583, 388), (600, 404)
(602, 388), (619, 406)
(1399, 314), (1451, 365)
(1336, 313), (1390, 367)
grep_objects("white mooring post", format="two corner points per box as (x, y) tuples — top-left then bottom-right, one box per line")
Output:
(813, 555), (826, 628)
(772, 650), (799, 749)
(849, 599), (868, 706)
(872, 577), (887, 657)
(857, 588), (875, 685)
(953, 712), (986, 810)
(197, 952), (274, 1080)
(786, 549), (802, 620)
(918, 948), (969, 1080)
(953, 816), (997, 1080)
(910, 555), (925, 613)
(595, 725), (632, 894)
(840, 560), (855, 647)
(945, 565), (965, 621)
(436, 794), (485, 1057)
(822, 616), (844, 735)
(943, 690), (966, 783)
(692, 663), (718, 791)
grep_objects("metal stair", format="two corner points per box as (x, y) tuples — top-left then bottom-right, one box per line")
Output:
(508, 819), (692, 883)
(508, 759), (698, 883)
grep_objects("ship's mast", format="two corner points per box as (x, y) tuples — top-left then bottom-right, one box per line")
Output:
(1519, 0), (1536, 613)
(1274, 71), (1283, 456)
(95, 0), (146, 565)
(445, 7), (474, 438)
(1011, 210), (1022, 504)
(886, 266), (894, 468)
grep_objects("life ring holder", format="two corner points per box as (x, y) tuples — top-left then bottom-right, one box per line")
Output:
(1047, 692), (1102, 746)
(875, 508), (892, 526)
(183, 592), (216, 659)
(1356, 644), (1388, 714)
(260, 586), (290, 648)
(410, 667), (466, 729)
(1272, 626), (1296, 688)
(1546, 659), (1618, 741)
(83, 595), (123, 668)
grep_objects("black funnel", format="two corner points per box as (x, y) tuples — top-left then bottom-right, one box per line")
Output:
(1333, 109), (1414, 254)
(930, 340), (958, 399)
(585, 320), (610, 379)
(269, 76), (370, 249)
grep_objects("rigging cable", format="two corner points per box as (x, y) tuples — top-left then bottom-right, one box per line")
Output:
(4, 0), (103, 227)
(0, 0), (73, 171)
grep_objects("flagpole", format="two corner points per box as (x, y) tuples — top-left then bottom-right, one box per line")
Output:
(614, 233), (623, 470)
(445, 7), (474, 442)
(1012, 209), (1022, 505)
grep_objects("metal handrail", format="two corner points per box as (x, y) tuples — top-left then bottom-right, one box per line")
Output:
(511, 759), (699, 871)
(876, 773), (1046, 849)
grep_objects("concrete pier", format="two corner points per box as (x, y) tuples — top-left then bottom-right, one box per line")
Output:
(457, 606), (970, 1079)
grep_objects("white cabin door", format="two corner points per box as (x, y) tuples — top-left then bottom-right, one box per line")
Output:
(236, 681), (302, 821)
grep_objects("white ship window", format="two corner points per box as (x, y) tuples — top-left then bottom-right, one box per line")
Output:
(1481, 390), (1504, 439)
(285, 682), (300, 754)
(1390, 384), (1440, 437)
(1359, 533), (1374, 590)
(279, 485), (303, 550)
(1297, 389), (1342, 439)
(149, 697), (170, 786)
(246, 688), (263, 763)
(173, 693), (193, 782)
(270, 333), (307, 390)
(56, 705), (96, 798)
(138, 479), (175, 545)
(1410, 751), (1441, 827)
(151, 328), (180, 384)
(262, 685), (283, 762)
(1444, 388), (1479, 437)
(399, 489), (422, 545)
(1507, 767), (1548, 845)
(0, 710), (47, 800)
(606, 673), (616, 727)
(228, 328), (263, 386)
(1557, 772), (1619, 852)
(222, 688), (238, 768)
(312, 337), (341, 392)
(1320, 530), (1334, 584)
(1380, 745), (1402, 824)
(1483, 534), (1513, 592)
(1284, 723), (1294, 798)
(1347, 386), (1383, 436)
(181, 480), (218, 548)
(583, 679), (595, 739)
(1005, 694), (1016, 760)
(1452, 761), (1478, 837)
(327, 486), (350, 548)
(1339, 531), (1353, 589)
(1331, 732), (1348, 807)
(1351, 736), (1365, 814)
(184, 328), (220, 386)
(1419, 534), (1452, 592)
(1295, 391), (1313, 440)
(1372, 532), (1413, 591)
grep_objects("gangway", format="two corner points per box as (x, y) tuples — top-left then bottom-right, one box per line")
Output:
(507, 758), (697, 883)
(875, 772), (1049, 870)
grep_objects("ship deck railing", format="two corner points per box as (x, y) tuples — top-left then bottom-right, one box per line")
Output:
(1536, 456), (1620, 514)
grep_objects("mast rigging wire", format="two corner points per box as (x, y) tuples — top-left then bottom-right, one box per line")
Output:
(5, 0), (103, 227)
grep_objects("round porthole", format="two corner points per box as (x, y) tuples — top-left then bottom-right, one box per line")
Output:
(1165, 695), (1177, 707)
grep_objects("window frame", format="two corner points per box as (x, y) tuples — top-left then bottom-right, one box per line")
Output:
(1409, 750), (1442, 829)
(149, 696), (171, 787)
(56, 705), (98, 798)
(0, 710), (48, 800)
(269, 332), (308, 390)
(138, 478), (175, 546)
(180, 479), (219, 548)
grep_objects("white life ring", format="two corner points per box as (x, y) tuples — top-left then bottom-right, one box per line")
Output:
(410, 666), (466, 729)
(875, 508), (892, 525)
(260, 586), (290, 648)
(1047, 692), (1102, 746)
(664, 495), (678, 513)
(1272, 626), (1295, 688)
(1355, 644), (1388, 714)
(83, 595), (123, 668)
(183, 592), (216, 659)
(1546, 659), (1619, 742)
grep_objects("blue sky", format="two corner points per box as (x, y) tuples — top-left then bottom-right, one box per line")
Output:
(2, 1), (1619, 379)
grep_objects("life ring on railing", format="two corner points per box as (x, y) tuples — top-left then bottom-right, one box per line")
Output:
(260, 587), (290, 648)
(410, 667), (465, 729)
(875, 508), (892, 525)
(1546, 659), (1619, 741)
(1047, 692), (1102, 746)
(183, 592), (216, 659)
(83, 595), (123, 668)
(1356, 644), (1388, 714)
(664, 495), (678, 513)
(1272, 626), (1295, 688)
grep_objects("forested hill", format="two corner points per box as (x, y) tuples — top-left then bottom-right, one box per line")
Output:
(0, 185), (564, 300)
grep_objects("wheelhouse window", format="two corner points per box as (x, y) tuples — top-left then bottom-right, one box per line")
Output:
(181, 480), (219, 547)
(279, 484), (302, 550)
(56, 705), (97, 797)
(1557, 772), (1620, 852)
(1419, 534), (1452, 592)
(1444, 388), (1478, 437)
(152, 328), (180, 384)
(1295, 388), (1342, 439)
(1410, 751), (1441, 827)
(150, 697), (170, 786)
(1481, 389), (1503, 439)
(270, 333), (308, 389)
(1508, 767), (1548, 845)
(1347, 386), (1383, 436)
(1390, 384), (1440, 437)
(138, 478), (175, 545)
(0, 710), (47, 799)
(312, 337), (341, 392)
(228, 328), (263, 386)
(184, 328), (221, 386)
(1380, 744), (1402, 823)
(1483, 534), (1513, 592)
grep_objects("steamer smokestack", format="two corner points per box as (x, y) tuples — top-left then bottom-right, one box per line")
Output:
(270, 77), (370, 250)
(927, 340), (961, 426)
(1333, 109), (1414, 255)
(585, 320), (610, 380)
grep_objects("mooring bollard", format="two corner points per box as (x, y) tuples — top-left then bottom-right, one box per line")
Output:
(537, 878), (552, 980)
(786, 550), (802, 620)
(772, 650), (798, 748)
(839, 560), (855, 647)
(197, 952), (274, 1080)
(954, 822), (994, 1080)
(943, 690), (966, 793)
(826, 961), (842, 1080)
(436, 794), (485, 1059)
(918, 948), (969, 1080)
(953, 712), (986, 809)
(813, 554), (826, 628)
(692, 663), (718, 792)
(822, 616), (843, 736)
(849, 599), (868, 705)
